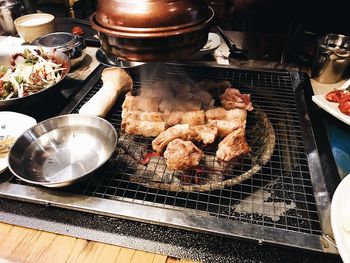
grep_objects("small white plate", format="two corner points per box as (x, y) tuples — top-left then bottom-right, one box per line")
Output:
(331, 174), (350, 263)
(199, 32), (221, 56)
(312, 94), (350, 125)
(0, 111), (37, 173)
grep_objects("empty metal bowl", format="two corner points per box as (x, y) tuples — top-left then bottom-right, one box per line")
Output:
(8, 114), (117, 188)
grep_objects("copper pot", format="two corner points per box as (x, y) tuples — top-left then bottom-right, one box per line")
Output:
(90, 0), (214, 61)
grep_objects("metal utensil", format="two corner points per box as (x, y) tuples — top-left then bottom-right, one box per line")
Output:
(216, 26), (248, 59)
(0, 0), (22, 35)
(8, 114), (117, 188)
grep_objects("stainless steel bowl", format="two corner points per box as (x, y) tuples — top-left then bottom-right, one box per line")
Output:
(8, 114), (117, 188)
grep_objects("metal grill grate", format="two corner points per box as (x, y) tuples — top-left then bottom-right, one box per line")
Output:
(8, 64), (322, 242)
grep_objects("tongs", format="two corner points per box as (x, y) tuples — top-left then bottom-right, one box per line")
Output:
(216, 26), (249, 60)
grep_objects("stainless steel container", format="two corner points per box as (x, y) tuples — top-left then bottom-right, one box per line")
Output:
(34, 32), (87, 67)
(0, 0), (22, 35)
(311, 33), (350, 83)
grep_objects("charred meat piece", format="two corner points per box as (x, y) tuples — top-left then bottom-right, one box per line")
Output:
(216, 127), (250, 162)
(152, 123), (218, 153)
(164, 139), (204, 170)
(220, 88), (253, 111)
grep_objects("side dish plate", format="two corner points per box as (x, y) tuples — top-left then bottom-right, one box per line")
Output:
(331, 174), (350, 263)
(0, 111), (37, 173)
(312, 95), (350, 125)
(0, 45), (70, 108)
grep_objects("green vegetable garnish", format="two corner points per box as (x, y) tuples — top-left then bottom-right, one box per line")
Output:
(15, 76), (24, 84)
(0, 66), (7, 72)
(3, 82), (13, 93)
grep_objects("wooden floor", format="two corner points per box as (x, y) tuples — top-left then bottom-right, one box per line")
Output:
(0, 222), (195, 263)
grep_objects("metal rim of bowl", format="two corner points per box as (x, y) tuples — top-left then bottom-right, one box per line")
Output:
(8, 114), (118, 188)
(90, 7), (214, 39)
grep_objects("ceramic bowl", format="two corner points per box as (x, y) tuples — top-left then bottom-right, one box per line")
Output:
(14, 13), (55, 43)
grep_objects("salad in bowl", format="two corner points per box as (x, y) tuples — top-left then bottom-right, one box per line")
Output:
(0, 46), (70, 107)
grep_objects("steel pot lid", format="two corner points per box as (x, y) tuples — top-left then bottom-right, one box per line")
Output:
(95, 0), (210, 33)
(35, 32), (81, 49)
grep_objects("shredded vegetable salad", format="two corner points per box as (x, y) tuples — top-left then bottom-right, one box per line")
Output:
(0, 48), (66, 100)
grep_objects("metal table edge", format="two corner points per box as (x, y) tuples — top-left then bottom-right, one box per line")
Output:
(0, 181), (326, 253)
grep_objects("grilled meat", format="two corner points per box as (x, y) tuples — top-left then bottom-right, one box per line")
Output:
(205, 107), (247, 136)
(123, 92), (160, 112)
(152, 123), (218, 153)
(122, 111), (164, 122)
(164, 139), (204, 171)
(216, 127), (250, 162)
(220, 88), (254, 111)
(190, 122), (218, 144)
(164, 110), (205, 127)
(152, 124), (196, 153)
(122, 119), (166, 137)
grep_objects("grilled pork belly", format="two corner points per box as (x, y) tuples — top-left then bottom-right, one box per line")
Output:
(122, 119), (166, 137)
(152, 123), (218, 153)
(123, 92), (160, 112)
(205, 107), (247, 137)
(220, 88), (254, 111)
(121, 80), (254, 171)
(164, 139), (204, 171)
(164, 110), (205, 127)
(152, 124), (196, 153)
(122, 111), (164, 122)
(191, 122), (218, 145)
(216, 127), (250, 162)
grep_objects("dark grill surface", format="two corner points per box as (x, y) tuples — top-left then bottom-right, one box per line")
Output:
(9, 64), (322, 236)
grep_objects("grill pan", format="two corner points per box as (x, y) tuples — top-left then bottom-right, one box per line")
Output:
(0, 63), (338, 254)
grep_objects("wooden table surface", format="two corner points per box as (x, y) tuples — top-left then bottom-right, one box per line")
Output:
(0, 222), (196, 263)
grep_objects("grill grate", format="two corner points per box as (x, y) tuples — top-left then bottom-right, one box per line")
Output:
(9, 64), (322, 237)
